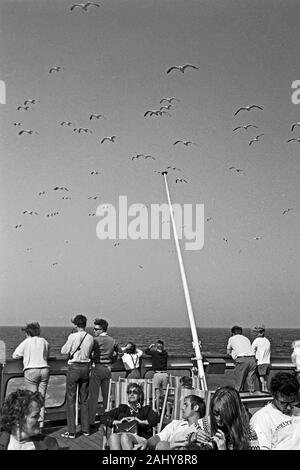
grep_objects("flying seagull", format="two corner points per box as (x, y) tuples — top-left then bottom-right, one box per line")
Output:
(17, 106), (29, 111)
(38, 191), (46, 196)
(14, 122), (22, 126)
(175, 178), (188, 183)
(138, 265), (143, 269)
(24, 99), (36, 105)
(291, 122), (300, 132)
(78, 127), (92, 134)
(282, 208), (294, 215)
(49, 66), (61, 73)
(90, 171), (100, 175)
(18, 130), (39, 135)
(113, 242), (120, 247)
(206, 217), (213, 222)
(167, 166), (181, 171)
(15, 224), (22, 229)
(166, 64), (199, 74)
(90, 113), (106, 120)
(287, 138), (300, 143)
(160, 97), (180, 104)
(223, 237), (228, 243)
(89, 213), (96, 217)
(62, 196), (71, 200)
(54, 186), (69, 191)
(52, 262), (58, 266)
(233, 124), (259, 132)
(23, 210), (38, 215)
(173, 140), (194, 146)
(70, 2), (100, 11)
(253, 236), (262, 240)
(101, 136), (116, 143)
(234, 104), (263, 116)
(144, 109), (161, 117)
(60, 121), (72, 126)
(229, 166), (243, 173)
(249, 134), (264, 146)
(160, 105), (172, 111)
(88, 196), (100, 200)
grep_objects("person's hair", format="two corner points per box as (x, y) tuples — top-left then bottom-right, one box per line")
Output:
(270, 372), (299, 397)
(22, 322), (40, 337)
(127, 383), (144, 405)
(185, 394), (206, 418)
(157, 340), (164, 346)
(210, 386), (250, 450)
(0, 389), (44, 433)
(72, 314), (87, 328)
(231, 325), (242, 335)
(126, 342), (136, 354)
(94, 318), (108, 332)
(179, 376), (193, 389)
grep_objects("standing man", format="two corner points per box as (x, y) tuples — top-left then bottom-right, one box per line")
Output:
(88, 318), (122, 427)
(250, 372), (300, 450)
(227, 325), (257, 393)
(61, 314), (94, 439)
(144, 340), (168, 411)
(251, 325), (271, 392)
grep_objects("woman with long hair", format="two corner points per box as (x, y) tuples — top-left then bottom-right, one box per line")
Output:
(195, 386), (260, 450)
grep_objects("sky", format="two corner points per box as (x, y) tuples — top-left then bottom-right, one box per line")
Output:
(0, 0), (299, 328)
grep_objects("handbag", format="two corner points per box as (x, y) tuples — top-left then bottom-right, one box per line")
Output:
(114, 419), (138, 434)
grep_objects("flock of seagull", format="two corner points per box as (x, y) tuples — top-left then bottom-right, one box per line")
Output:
(11, 6), (297, 268)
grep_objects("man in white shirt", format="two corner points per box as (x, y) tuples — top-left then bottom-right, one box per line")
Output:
(251, 325), (271, 392)
(61, 314), (94, 439)
(227, 325), (257, 392)
(250, 372), (300, 450)
(135, 395), (206, 450)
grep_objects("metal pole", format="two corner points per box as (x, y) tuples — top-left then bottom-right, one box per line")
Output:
(162, 171), (207, 390)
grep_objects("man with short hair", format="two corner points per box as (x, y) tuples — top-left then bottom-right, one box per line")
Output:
(61, 314), (94, 439)
(88, 318), (122, 427)
(251, 325), (271, 392)
(135, 395), (206, 450)
(227, 325), (257, 392)
(144, 340), (168, 410)
(250, 372), (300, 450)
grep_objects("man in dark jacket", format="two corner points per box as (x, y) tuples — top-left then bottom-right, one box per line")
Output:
(144, 340), (168, 410)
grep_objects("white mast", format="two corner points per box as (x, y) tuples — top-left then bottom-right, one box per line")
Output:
(162, 171), (207, 391)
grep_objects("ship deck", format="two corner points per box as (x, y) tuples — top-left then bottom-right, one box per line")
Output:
(45, 422), (104, 450)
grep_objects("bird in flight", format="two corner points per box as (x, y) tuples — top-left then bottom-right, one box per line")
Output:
(229, 166), (243, 173)
(70, 2), (100, 11)
(113, 242), (120, 247)
(166, 64), (199, 74)
(88, 196), (100, 200)
(52, 262), (58, 266)
(234, 104), (263, 116)
(49, 66), (61, 73)
(160, 104), (172, 111)
(144, 109), (162, 117)
(287, 138), (300, 143)
(46, 212), (59, 217)
(167, 166), (181, 171)
(101, 136), (116, 143)
(90, 171), (100, 175)
(253, 236), (262, 240)
(206, 217), (213, 222)
(282, 208), (294, 215)
(17, 105), (29, 111)
(89, 213), (96, 217)
(233, 124), (258, 132)
(175, 178), (188, 183)
(291, 122), (300, 132)
(173, 140), (195, 146)
(249, 134), (264, 146)
(138, 265), (143, 269)
(60, 121), (72, 126)
(78, 127), (92, 134)
(223, 237), (228, 243)
(14, 122), (22, 126)
(15, 224), (22, 229)
(24, 99), (36, 105)
(54, 186), (69, 191)
(18, 130), (39, 135)
(160, 97), (180, 104)
(23, 210), (38, 215)
(38, 191), (46, 196)
(62, 196), (71, 200)
(90, 113), (106, 120)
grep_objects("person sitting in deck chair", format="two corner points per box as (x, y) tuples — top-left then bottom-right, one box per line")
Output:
(135, 394), (206, 450)
(99, 382), (159, 450)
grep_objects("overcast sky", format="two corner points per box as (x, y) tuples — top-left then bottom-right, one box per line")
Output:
(0, 0), (299, 328)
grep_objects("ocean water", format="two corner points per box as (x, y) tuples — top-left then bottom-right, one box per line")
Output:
(1, 326), (299, 358)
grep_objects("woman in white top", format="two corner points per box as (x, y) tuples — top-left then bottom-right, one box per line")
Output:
(291, 340), (300, 383)
(12, 322), (49, 428)
(121, 342), (143, 379)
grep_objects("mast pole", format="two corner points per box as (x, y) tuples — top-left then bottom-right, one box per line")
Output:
(162, 171), (207, 391)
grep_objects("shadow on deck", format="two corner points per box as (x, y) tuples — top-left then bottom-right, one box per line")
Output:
(44, 422), (104, 451)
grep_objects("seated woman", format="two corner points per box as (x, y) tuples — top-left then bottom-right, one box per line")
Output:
(0, 389), (59, 450)
(100, 382), (159, 450)
(194, 386), (260, 450)
(121, 342), (143, 379)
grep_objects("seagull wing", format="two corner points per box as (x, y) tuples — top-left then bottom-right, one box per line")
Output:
(166, 66), (179, 74)
(173, 141), (182, 145)
(183, 64), (199, 71)
(250, 104), (263, 111)
(233, 126), (242, 132)
(234, 107), (246, 116)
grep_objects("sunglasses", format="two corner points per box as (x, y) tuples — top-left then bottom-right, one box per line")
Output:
(93, 327), (101, 331)
(127, 390), (139, 395)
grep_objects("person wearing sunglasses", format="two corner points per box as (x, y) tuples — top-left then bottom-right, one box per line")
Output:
(99, 383), (159, 450)
(250, 372), (300, 449)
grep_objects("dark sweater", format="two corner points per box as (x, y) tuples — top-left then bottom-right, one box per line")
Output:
(144, 347), (168, 371)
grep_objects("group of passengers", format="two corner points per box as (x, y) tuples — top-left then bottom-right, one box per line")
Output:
(0, 317), (299, 450)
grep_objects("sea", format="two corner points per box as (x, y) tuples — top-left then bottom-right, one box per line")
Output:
(1, 326), (299, 358)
